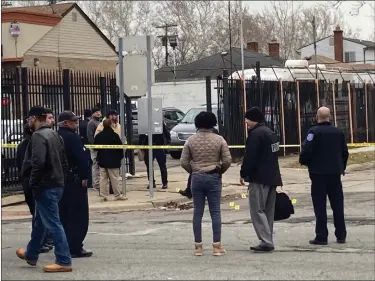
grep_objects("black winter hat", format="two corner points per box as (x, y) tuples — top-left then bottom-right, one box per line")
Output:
(245, 107), (264, 122)
(84, 109), (92, 118)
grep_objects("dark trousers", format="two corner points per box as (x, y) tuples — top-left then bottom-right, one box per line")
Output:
(144, 149), (168, 185)
(310, 173), (347, 241)
(87, 150), (93, 189)
(22, 177), (52, 247)
(59, 176), (89, 254)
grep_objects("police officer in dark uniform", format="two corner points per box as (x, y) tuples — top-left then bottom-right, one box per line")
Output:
(57, 110), (93, 258)
(299, 106), (349, 245)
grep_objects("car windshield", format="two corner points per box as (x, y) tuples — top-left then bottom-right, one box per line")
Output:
(180, 107), (217, 124)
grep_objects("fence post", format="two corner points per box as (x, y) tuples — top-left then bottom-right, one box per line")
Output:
(315, 79), (320, 108)
(62, 69), (71, 110)
(296, 80), (302, 152)
(332, 81), (337, 126)
(125, 94), (135, 175)
(21, 67), (29, 119)
(279, 79), (285, 156)
(206, 76), (212, 112)
(364, 81), (369, 143)
(110, 79), (118, 112)
(347, 82), (354, 143)
(99, 77), (107, 116)
(222, 69), (229, 140)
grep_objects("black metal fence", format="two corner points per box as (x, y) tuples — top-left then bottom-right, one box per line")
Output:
(217, 76), (375, 159)
(1, 67), (135, 193)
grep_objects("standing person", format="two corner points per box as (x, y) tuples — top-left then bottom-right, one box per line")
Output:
(299, 106), (348, 245)
(16, 106), (72, 273)
(94, 119), (127, 201)
(87, 107), (101, 191)
(180, 112), (232, 256)
(95, 109), (121, 137)
(79, 109), (92, 189)
(179, 128), (220, 199)
(58, 111), (93, 258)
(139, 122), (171, 189)
(240, 107), (282, 252)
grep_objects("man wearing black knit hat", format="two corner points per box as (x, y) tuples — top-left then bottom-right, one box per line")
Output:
(240, 107), (282, 252)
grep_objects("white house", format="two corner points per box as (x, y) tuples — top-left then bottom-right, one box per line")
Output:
(298, 26), (375, 65)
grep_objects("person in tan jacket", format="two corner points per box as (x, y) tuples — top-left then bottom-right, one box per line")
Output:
(180, 111), (232, 257)
(95, 110), (121, 137)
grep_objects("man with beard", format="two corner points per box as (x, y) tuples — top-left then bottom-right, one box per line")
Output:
(95, 109), (121, 137)
(87, 107), (101, 191)
(16, 106), (72, 273)
(58, 110), (92, 258)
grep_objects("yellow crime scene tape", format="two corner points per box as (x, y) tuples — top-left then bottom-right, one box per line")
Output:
(1, 143), (375, 149)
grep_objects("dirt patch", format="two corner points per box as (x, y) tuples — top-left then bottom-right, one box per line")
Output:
(283, 151), (375, 169)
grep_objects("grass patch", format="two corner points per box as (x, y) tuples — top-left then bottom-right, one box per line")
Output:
(284, 151), (375, 169)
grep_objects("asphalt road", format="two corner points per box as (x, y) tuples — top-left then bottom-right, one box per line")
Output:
(2, 189), (375, 280)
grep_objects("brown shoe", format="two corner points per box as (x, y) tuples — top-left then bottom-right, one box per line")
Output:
(212, 242), (226, 256)
(194, 243), (203, 256)
(43, 263), (72, 273)
(16, 248), (37, 266)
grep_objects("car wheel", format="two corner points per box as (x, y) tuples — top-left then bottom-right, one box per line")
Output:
(169, 151), (181, 160)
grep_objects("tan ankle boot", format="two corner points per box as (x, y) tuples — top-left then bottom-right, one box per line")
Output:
(43, 263), (72, 273)
(194, 243), (203, 256)
(212, 242), (226, 256)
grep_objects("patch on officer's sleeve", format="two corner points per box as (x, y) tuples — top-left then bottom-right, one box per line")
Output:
(306, 133), (314, 141)
(83, 147), (86, 151)
(271, 142), (280, 152)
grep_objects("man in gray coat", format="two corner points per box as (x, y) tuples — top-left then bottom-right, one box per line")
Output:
(86, 107), (101, 191)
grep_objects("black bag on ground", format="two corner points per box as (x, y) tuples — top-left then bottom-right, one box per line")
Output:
(274, 191), (295, 221)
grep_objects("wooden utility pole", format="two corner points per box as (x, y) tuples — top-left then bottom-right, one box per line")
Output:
(312, 16), (318, 79)
(156, 23), (177, 66)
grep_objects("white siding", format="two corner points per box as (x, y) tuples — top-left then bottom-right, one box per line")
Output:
(364, 48), (375, 64)
(300, 36), (370, 64)
(1, 22), (52, 58)
(152, 80), (218, 113)
(25, 7), (117, 60)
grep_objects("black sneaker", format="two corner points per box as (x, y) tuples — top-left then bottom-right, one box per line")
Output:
(162, 184), (168, 190)
(336, 239), (346, 244)
(147, 183), (156, 189)
(309, 239), (328, 245)
(71, 249), (93, 258)
(250, 245), (274, 252)
(179, 189), (192, 199)
(40, 246), (51, 253)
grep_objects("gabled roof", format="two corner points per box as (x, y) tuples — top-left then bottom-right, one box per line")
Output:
(298, 35), (375, 50)
(155, 47), (284, 82)
(1, 3), (116, 52)
(305, 55), (375, 72)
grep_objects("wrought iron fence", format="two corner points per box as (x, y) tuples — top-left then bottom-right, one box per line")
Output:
(1, 67), (134, 193)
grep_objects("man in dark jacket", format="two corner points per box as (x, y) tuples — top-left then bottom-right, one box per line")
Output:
(299, 106), (348, 245)
(139, 122), (171, 189)
(240, 107), (282, 252)
(16, 106), (72, 273)
(94, 119), (127, 201)
(58, 110), (92, 258)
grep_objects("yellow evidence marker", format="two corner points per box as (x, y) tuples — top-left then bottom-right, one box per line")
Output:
(229, 202), (235, 207)
(235, 205), (240, 210)
(292, 198), (297, 204)
(176, 188), (180, 192)
(241, 194), (247, 199)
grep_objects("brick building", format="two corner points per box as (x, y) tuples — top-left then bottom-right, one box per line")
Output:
(1, 2), (117, 72)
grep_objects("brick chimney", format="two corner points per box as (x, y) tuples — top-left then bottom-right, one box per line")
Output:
(268, 40), (280, 58)
(333, 25), (343, 62)
(247, 42), (259, 52)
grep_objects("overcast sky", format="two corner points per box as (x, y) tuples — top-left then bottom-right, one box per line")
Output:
(244, 1), (374, 40)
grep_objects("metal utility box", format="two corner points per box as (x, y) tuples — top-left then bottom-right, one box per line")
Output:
(137, 97), (163, 135)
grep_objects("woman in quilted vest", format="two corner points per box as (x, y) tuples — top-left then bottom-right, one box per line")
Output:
(180, 111), (232, 256)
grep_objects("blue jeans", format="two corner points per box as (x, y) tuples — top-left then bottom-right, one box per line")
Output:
(191, 173), (222, 243)
(25, 187), (71, 266)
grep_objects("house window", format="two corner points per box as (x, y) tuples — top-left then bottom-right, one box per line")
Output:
(72, 12), (77, 22)
(329, 37), (334, 46)
(344, 52), (356, 63)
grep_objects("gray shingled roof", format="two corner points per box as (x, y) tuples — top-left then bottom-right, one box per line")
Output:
(155, 47), (285, 82)
(344, 38), (375, 48)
